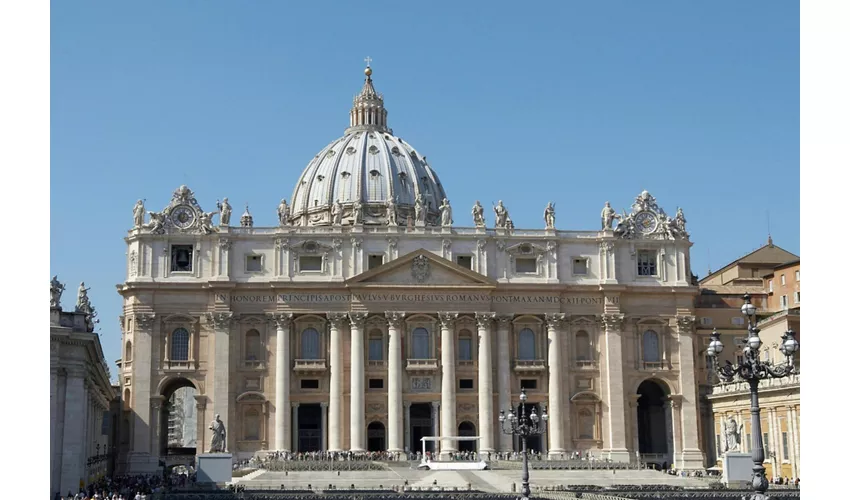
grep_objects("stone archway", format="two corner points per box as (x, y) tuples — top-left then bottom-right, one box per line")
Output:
(367, 421), (386, 452)
(636, 379), (672, 468)
(159, 377), (198, 459)
(458, 421), (476, 452)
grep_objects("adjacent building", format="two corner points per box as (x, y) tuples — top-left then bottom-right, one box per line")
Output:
(50, 278), (116, 496)
(701, 243), (800, 479)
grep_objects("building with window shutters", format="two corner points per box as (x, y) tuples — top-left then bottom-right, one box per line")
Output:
(116, 64), (707, 474)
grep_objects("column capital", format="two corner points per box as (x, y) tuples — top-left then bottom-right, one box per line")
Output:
(676, 315), (697, 334)
(349, 312), (368, 329)
(475, 312), (496, 330)
(327, 312), (348, 329)
(403, 401), (412, 409)
(135, 313), (156, 330)
(320, 401), (329, 409)
(268, 313), (294, 330)
(291, 402), (300, 408)
(205, 312), (233, 330)
(545, 313), (567, 330)
(194, 395), (208, 410)
(600, 313), (624, 332)
(385, 311), (406, 328)
(431, 401), (441, 410)
(495, 314), (513, 326)
(667, 394), (683, 409)
(438, 312), (459, 328)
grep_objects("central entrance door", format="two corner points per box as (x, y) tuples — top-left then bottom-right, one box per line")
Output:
(410, 403), (435, 453)
(367, 421), (386, 451)
(298, 404), (322, 452)
(458, 421), (477, 452)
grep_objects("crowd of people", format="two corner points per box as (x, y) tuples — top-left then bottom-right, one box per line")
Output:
(55, 474), (167, 500)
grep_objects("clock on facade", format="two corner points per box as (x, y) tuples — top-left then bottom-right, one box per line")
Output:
(634, 211), (658, 234)
(171, 205), (196, 229)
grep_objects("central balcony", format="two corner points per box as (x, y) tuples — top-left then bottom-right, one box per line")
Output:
(294, 358), (327, 373)
(406, 358), (439, 373)
(513, 359), (546, 373)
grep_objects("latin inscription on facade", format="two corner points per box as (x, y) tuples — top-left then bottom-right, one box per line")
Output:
(217, 292), (619, 306)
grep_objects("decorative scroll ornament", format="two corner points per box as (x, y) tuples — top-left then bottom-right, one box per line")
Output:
(206, 312), (233, 330)
(612, 190), (687, 241)
(438, 312), (458, 329)
(545, 313), (567, 330)
(135, 313), (156, 329)
(411, 254), (431, 283)
(268, 313), (293, 330)
(676, 315), (697, 334)
(385, 311), (406, 329)
(144, 185), (219, 235)
(327, 312), (348, 329)
(349, 312), (368, 328)
(475, 312), (495, 330)
(600, 313), (624, 332)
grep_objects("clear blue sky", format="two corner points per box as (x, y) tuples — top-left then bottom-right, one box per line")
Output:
(50, 1), (800, 377)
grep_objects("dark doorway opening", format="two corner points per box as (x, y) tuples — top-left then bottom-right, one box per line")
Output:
(298, 404), (323, 452)
(159, 378), (198, 459)
(637, 380), (670, 461)
(458, 421), (477, 452)
(367, 421), (386, 451)
(410, 403), (435, 453)
(513, 403), (543, 453)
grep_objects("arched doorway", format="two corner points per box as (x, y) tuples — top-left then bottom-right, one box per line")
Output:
(637, 379), (672, 467)
(458, 421), (476, 452)
(159, 378), (198, 460)
(512, 403), (543, 454)
(367, 421), (386, 451)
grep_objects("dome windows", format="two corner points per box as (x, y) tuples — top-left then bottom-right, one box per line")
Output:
(317, 175), (325, 182)
(340, 171), (351, 179)
(391, 147), (401, 156)
(368, 145), (379, 155)
(326, 150), (336, 158)
(346, 147), (356, 155)
(370, 169), (381, 177)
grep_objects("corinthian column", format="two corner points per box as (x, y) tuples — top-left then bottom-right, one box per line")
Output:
(675, 315), (705, 469)
(207, 312), (233, 452)
(496, 314), (513, 452)
(601, 313), (629, 462)
(349, 312), (368, 453)
(270, 313), (293, 451)
(439, 312), (458, 460)
(386, 312), (406, 453)
(476, 312), (496, 455)
(327, 313), (347, 452)
(546, 313), (566, 458)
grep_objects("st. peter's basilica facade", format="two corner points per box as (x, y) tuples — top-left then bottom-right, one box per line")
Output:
(116, 65), (705, 473)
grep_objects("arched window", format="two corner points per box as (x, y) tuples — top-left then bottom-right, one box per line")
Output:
(245, 329), (262, 361)
(123, 388), (131, 411)
(518, 328), (536, 360)
(412, 327), (430, 359)
(244, 408), (260, 441)
(578, 409), (595, 439)
(575, 331), (591, 361)
(642, 330), (660, 363)
(301, 328), (320, 359)
(457, 329), (473, 361)
(171, 328), (190, 361)
(125, 340), (133, 362)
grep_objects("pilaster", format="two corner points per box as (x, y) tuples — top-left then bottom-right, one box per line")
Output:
(545, 313), (566, 458)
(475, 312), (495, 454)
(675, 315), (706, 469)
(495, 314), (512, 453)
(270, 313), (293, 451)
(206, 311), (233, 452)
(327, 313), (347, 452)
(385, 312), (405, 453)
(600, 313), (629, 462)
(349, 312), (368, 453)
(438, 312), (458, 459)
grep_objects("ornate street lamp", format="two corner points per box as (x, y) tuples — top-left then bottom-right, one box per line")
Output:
(707, 293), (799, 500)
(499, 388), (548, 500)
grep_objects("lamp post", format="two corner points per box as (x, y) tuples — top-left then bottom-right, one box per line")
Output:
(707, 293), (799, 500)
(499, 388), (548, 500)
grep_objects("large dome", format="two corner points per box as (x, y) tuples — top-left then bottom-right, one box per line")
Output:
(290, 66), (448, 226)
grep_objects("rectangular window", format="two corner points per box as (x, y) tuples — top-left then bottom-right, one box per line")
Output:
(299, 256), (323, 272)
(368, 254), (384, 270)
(368, 378), (384, 390)
(781, 274), (786, 286)
(520, 379), (538, 390)
(456, 255), (472, 270)
(572, 258), (588, 276)
(300, 379), (320, 389)
(780, 295), (788, 309)
(637, 250), (657, 276)
(700, 317), (713, 326)
(171, 245), (194, 272)
(246, 254), (263, 273)
(368, 338), (383, 361)
(782, 432), (789, 459)
(459, 379), (474, 390)
(515, 258), (537, 274)
(769, 280), (773, 293)
(793, 291), (800, 304)
(732, 317), (746, 326)
(458, 338), (473, 361)
(795, 270), (800, 281)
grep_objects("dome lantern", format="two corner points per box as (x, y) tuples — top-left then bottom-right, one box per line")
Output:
(345, 58), (391, 135)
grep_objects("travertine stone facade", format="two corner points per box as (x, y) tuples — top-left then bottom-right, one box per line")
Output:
(116, 65), (706, 473)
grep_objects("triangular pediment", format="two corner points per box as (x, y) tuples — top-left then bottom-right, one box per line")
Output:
(347, 249), (497, 287)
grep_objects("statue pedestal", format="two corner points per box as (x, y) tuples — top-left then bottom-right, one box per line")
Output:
(197, 453), (233, 485)
(722, 452), (753, 487)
